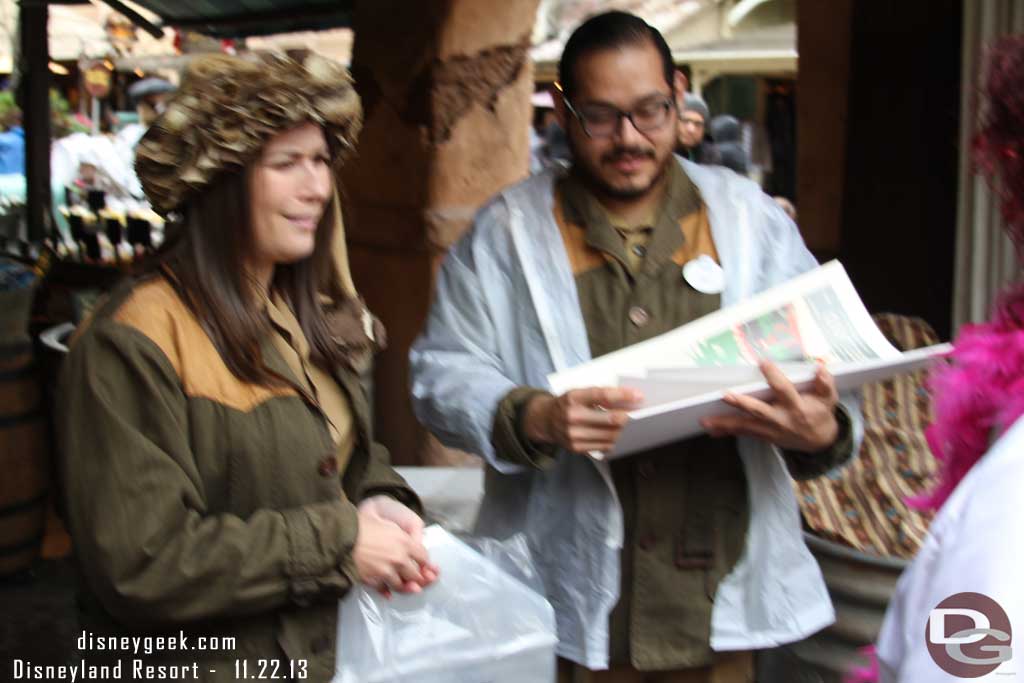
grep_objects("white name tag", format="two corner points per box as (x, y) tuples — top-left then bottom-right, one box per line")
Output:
(682, 254), (725, 294)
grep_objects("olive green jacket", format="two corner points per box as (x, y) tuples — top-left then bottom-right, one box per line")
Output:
(57, 276), (418, 683)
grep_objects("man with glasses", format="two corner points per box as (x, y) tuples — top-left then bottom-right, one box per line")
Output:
(411, 10), (857, 683)
(677, 93), (713, 163)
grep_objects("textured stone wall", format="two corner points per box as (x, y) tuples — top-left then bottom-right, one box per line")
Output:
(344, 0), (540, 465)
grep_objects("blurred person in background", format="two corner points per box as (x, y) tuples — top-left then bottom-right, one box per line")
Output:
(0, 108), (25, 174)
(773, 196), (796, 222)
(676, 92), (715, 164)
(707, 115), (749, 176)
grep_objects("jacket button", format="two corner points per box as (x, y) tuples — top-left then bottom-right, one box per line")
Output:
(638, 532), (657, 551)
(628, 306), (651, 327)
(318, 455), (338, 477)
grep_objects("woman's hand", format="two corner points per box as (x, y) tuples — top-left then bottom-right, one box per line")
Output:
(354, 497), (439, 597)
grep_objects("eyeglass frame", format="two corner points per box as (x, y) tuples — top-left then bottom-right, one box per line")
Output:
(678, 113), (706, 129)
(557, 89), (679, 139)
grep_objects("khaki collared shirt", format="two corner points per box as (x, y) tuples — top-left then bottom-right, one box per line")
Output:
(266, 291), (355, 471)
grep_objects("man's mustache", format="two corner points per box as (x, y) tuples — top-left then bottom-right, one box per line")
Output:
(602, 147), (656, 163)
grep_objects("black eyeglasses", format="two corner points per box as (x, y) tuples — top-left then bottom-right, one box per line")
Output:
(560, 93), (676, 138)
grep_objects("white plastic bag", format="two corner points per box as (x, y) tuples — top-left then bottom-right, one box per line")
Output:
(333, 526), (557, 683)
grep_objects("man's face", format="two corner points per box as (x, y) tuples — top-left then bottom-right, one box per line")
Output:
(558, 41), (678, 201)
(677, 110), (705, 149)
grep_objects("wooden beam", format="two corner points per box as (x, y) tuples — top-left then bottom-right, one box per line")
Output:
(18, 0), (51, 243)
(163, 4), (351, 37)
(96, 0), (166, 39)
(796, 0), (852, 257)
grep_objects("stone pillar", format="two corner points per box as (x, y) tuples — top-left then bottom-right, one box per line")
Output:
(344, 0), (540, 466)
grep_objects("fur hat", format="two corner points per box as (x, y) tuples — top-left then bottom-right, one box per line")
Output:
(135, 51), (363, 215)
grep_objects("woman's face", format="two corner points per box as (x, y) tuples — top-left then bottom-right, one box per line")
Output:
(247, 122), (332, 278)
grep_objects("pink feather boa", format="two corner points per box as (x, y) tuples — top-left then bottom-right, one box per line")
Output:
(846, 650), (881, 683)
(911, 286), (1024, 512)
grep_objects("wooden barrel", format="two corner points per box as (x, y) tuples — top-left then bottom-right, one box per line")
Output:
(0, 267), (48, 578)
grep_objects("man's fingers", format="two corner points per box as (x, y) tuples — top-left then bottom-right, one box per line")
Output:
(568, 436), (620, 453)
(596, 386), (645, 409)
(758, 360), (801, 408)
(567, 386), (614, 406)
(703, 414), (779, 442)
(573, 445), (617, 455)
(813, 363), (839, 402)
(722, 392), (779, 423)
(568, 423), (624, 440)
(567, 405), (631, 428)
(567, 386), (644, 410)
(566, 422), (627, 453)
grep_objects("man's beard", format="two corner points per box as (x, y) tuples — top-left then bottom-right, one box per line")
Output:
(568, 138), (670, 201)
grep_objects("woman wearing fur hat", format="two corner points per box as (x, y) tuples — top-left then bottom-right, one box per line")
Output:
(56, 53), (436, 682)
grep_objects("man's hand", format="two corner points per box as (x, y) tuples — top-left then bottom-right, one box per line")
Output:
(523, 387), (644, 454)
(701, 360), (839, 452)
(354, 497), (439, 597)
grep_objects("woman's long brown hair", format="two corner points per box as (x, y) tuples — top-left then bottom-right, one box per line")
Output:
(153, 168), (350, 386)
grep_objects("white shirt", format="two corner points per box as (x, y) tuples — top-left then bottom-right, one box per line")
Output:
(877, 415), (1024, 682)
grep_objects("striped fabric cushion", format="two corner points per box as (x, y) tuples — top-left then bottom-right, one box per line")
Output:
(795, 313), (940, 559)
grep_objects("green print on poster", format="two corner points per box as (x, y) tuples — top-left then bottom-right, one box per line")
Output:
(692, 328), (744, 366)
(736, 305), (808, 363)
(691, 304), (808, 366)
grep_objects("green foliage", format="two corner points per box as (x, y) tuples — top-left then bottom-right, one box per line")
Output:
(0, 87), (88, 136)
(0, 91), (18, 130)
(50, 88), (89, 137)
(50, 88), (71, 117)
